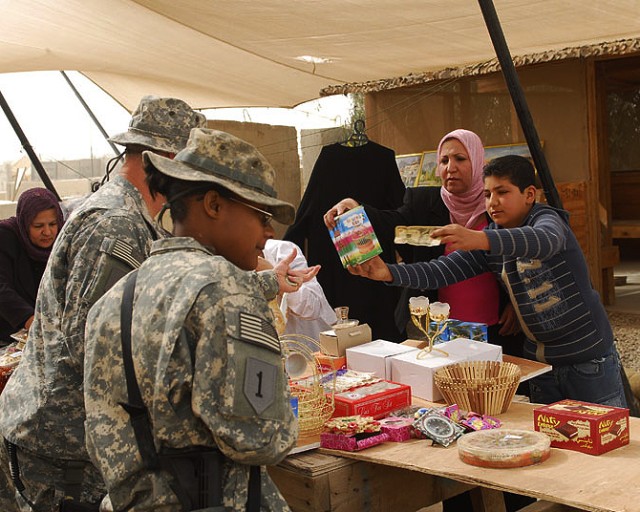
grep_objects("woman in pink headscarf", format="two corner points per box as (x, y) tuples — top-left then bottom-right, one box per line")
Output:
(326, 127), (530, 512)
(324, 129), (521, 349)
(0, 188), (64, 344)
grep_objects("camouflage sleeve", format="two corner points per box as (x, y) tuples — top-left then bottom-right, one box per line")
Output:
(188, 283), (297, 466)
(62, 212), (151, 364)
(255, 270), (279, 301)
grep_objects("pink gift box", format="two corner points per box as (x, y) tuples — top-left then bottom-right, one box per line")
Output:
(320, 431), (389, 451)
(378, 416), (414, 442)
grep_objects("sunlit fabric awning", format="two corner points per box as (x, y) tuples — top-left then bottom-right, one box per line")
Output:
(1, 0), (639, 111)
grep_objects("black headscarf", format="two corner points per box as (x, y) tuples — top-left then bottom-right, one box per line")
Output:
(0, 188), (64, 262)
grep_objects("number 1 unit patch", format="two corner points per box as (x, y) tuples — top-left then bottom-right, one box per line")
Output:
(244, 356), (276, 414)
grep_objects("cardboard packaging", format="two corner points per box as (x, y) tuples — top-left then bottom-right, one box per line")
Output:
(447, 319), (488, 342)
(533, 399), (630, 455)
(328, 206), (382, 267)
(332, 380), (412, 419)
(390, 338), (502, 401)
(319, 323), (372, 357)
(346, 340), (418, 379)
(444, 338), (502, 362)
(314, 352), (347, 373)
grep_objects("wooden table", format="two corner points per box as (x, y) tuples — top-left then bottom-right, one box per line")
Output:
(271, 401), (640, 512)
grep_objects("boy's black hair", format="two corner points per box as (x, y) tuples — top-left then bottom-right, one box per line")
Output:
(483, 155), (536, 192)
(145, 164), (231, 223)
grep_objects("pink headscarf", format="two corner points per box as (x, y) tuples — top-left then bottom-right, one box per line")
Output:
(437, 129), (486, 228)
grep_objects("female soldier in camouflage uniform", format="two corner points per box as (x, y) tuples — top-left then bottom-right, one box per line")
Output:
(83, 128), (315, 511)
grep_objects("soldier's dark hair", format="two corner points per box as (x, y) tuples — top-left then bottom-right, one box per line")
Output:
(145, 164), (231, 223)
(483, 155), (536, 192)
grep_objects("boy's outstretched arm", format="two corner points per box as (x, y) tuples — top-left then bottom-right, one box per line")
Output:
(432, 224), (490, 252)
(347, 255), (393, 282)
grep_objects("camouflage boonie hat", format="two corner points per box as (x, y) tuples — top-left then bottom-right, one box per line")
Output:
(109, 96), (207, 153)
(143, 128), (295, 224)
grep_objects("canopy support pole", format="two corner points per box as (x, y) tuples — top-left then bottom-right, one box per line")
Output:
(478, 0), (640, 417)
(477, 0), (562, 209)
(0, 90), (61, 201)
(60, 71), (120, 156)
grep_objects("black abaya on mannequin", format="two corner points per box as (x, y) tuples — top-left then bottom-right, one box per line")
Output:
(285, 141), (405, 342)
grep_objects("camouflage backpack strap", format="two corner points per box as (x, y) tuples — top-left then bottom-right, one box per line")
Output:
(117, 270), (161, 470)
(118, 271), (225, 511)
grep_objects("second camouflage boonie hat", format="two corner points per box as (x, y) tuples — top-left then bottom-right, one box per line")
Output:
(143, 127), (295, 224)
(109, 96), (207, 153)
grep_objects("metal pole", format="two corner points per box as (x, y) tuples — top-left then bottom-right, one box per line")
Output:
(477, 0), (563, 209)
(0, 89), (61, 201)
(60, 71), (120, 156)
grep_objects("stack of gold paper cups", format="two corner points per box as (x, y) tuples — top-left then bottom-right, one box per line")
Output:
(434, 361), (521, 415)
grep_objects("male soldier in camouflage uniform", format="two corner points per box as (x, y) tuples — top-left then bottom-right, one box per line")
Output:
(0, 96), (206, 511)
(84, 128), (311, 511)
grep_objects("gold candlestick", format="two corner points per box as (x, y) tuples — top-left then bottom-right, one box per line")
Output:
(408, 297), (450, 359)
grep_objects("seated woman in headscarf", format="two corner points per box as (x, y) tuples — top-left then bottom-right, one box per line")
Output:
(0, 188), (64, 344)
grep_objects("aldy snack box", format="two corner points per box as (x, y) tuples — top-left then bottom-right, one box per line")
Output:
(534, 399), (629, 455)
(328, 206), (382, 267)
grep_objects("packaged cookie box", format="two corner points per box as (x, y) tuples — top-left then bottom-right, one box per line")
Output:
(534, 399), (629, 455)
(332, 380), (412, 419)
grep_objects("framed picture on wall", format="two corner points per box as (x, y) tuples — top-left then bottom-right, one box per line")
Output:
(395, 153), (422, 187)
(414, 150), (441, 187)
(484, 142), (534, 162)
(403, 142), (538, 188)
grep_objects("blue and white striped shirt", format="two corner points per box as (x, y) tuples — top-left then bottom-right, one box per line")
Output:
(389, 203), (613, 365)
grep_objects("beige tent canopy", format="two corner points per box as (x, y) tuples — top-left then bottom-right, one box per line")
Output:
(1, 0), (639, 111)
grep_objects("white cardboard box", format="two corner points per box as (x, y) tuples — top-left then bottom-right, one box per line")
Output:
(389, 338), (502, 401)
(346, 340), (419, 379)
(444, 338), (502, 363)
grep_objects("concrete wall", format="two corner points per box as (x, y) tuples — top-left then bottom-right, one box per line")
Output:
(299, 127), (344, 195)
(207, 120), (299, 238)
(0, 179), (93, 218)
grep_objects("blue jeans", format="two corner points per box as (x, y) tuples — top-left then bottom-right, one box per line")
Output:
(529, 347), (628, 407)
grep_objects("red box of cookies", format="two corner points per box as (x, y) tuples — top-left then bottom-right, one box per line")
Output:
(533, 399), (629, 455)
(332, 380), (412, 419)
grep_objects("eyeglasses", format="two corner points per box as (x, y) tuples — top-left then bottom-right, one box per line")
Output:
(228, 197), (273, 227)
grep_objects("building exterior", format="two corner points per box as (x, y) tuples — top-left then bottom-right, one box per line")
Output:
(322, 39), (640, 304)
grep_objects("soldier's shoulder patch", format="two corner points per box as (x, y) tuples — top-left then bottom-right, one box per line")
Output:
(237, 311), (281, 354)
(100, 237), (142, 269)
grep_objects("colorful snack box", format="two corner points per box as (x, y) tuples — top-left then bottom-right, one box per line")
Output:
(447, 319), (488, 342)
(314, 352), (347, 373)
(534, 399), (629, 455)
(328, 206), (382, 267)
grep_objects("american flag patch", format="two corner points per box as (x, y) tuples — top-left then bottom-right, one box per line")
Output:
(238, 312), (281, 354)
(100, 238), (142, 269)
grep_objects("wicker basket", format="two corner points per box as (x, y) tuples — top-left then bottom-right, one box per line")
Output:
(434, 361), (521, 415)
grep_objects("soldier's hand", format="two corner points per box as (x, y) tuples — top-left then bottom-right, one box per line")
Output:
(347, 256), (393, 282)
(256, 256), (273, 271)
(274, 248), (320, 293)
(323, 198), (359, 229)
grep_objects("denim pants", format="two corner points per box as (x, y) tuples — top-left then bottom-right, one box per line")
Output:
(529, 347), (628, 407)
